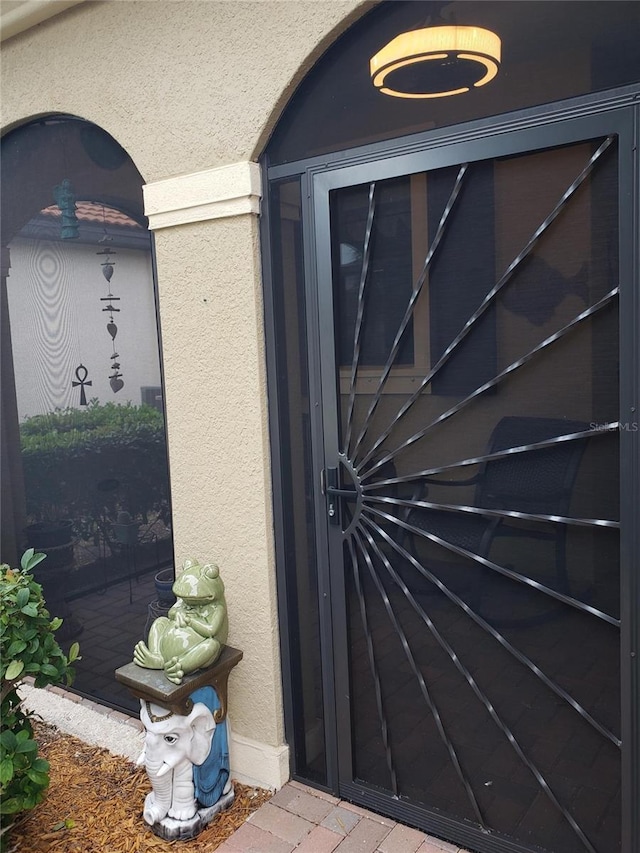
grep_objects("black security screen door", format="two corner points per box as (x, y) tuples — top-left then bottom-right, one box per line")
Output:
(309, 111), (633, 853)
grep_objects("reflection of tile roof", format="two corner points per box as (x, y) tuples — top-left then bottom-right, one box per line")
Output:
(41, 201), (141, 229)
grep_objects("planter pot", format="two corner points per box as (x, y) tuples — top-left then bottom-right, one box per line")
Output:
(112, 521), (140, 546)
(24, 520), (74, 569)
(154, 567), (176, 606)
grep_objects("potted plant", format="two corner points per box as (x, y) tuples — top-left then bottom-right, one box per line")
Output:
(152, 565), (174, 605)
(23, 519), (75, 570)
(0, 549), (79, 845)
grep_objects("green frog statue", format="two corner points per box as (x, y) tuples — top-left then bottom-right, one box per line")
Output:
(134, 557), (228, 684)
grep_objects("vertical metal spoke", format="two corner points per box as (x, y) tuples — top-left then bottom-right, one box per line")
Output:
(356, 136), (615, 472)
(360, 513), (620, 746)
(347, 536), (398, 795)
(351, 164), (468, 463)
(360, 287), (618, 480)
(352, 526), (487, 828)
(343, 183), (376, 455)
(358, 515), (601, 853)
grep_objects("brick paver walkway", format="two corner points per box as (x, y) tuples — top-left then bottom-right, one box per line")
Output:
(216, 779), (470, 853)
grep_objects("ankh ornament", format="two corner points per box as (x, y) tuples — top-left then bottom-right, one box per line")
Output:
(72, 364), (92, 406)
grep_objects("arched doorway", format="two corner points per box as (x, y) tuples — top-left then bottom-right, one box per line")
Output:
(1, 116), (174, 711)
(263, 3), (640, 853)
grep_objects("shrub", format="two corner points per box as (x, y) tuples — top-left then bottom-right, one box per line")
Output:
(0, 550), (79, 845)
(19, 401), (170, 536)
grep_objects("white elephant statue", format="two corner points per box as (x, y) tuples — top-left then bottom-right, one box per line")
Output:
(137, 695), (228, 826)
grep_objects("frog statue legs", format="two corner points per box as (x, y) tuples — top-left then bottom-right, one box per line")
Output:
(134, 558), (228, 684)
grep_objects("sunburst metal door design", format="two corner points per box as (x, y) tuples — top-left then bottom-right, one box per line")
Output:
(314, 131), (622, 853)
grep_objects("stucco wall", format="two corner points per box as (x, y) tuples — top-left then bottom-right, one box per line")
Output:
(1, 0), (367, 780)
(154, 215), (280, 740)
(1, 0), (367, 177)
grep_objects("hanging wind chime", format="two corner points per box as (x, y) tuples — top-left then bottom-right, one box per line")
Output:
(98, 209), (125, 393)
(53, 178), (80, 240)
(53, 179), (94, 405)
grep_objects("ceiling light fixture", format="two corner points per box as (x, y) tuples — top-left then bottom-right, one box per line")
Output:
(370, 26), (501, 99)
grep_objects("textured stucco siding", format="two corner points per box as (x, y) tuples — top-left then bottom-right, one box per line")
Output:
(1, 0), (366, 178)
(1, 0), (366, 763)
(153, 215), (280, 740)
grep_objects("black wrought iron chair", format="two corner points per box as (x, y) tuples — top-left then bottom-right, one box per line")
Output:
(402, 416), (590, 623)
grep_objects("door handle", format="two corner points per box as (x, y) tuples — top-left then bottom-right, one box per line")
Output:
(325, 467), (339, 524)
(323, 467), (357, 525)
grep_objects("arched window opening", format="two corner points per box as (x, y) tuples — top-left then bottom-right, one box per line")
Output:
(1, 117), (174, 712)
(263, 2), (637, 851)
(266, 0), (640, 166)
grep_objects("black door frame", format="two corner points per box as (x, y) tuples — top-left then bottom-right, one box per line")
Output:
(262, 84), (640, 853)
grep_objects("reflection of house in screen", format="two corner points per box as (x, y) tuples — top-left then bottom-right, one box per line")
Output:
(7, 203), (160, 419)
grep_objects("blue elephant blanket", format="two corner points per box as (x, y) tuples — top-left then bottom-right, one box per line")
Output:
(189, 686), (230, 807)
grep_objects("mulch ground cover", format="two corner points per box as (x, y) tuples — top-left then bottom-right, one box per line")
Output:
(6, 722), (272, 853)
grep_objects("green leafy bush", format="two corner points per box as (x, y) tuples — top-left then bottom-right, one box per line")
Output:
(0, 550), (79, 845)
(19, 401), (170, 536)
